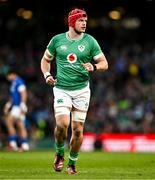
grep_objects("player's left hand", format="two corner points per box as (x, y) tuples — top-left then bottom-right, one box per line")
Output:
(82, 63), (94, 72)
(20, 102), (28, 113)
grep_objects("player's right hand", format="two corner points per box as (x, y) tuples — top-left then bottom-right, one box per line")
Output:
(44, 72), (56, 86)
(3, 102), (11, 115)
(46, 75), (57, 86)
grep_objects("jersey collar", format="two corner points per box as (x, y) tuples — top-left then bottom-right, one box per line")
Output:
(66, 32), (84, 41)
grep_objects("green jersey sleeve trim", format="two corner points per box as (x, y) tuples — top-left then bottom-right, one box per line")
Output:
(46, 49), (54, 61)
(93, 52), (104, 61)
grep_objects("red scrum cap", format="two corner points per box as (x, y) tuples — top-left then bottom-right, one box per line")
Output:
(68, 8), (87, 28)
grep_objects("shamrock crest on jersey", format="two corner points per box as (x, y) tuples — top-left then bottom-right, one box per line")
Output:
(67, 53), (77, 63)
(78, 45), (85, 52)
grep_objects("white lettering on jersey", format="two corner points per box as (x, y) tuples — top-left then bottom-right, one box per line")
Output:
(60, 45), (67, 50)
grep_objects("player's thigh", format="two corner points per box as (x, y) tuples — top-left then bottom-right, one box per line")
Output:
(53, 87), (72, 127)
(71, 109), (87, 123)
(72, 87), (90, 111)
(10, 106), (25, 121)
(16, 120), (25, 130)
(5, 115), (14, 127)
(53, 87), (72, 109)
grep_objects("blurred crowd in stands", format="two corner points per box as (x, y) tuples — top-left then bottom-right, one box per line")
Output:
(0, 38), (155, 148)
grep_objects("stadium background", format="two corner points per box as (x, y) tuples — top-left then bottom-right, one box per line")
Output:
(0, 0), (155, 150)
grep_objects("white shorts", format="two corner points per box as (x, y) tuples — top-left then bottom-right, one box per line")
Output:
(10, 106), (25, 121)
(53, 84), (90, 112)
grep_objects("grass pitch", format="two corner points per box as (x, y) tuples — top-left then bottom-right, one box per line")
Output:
(0, 150), (155, 179)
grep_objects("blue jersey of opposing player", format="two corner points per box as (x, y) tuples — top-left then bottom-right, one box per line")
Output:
(10, 76), (26, 106)
(4, 70), (29, 151)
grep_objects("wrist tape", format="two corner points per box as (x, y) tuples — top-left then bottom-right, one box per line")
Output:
(44, 72), (51, 79)
(92, 64), (97, 71)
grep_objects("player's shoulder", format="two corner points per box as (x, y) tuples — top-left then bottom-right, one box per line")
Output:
(52, 33), (66, 40)
(83, 33), (97, 41)
(48, 33), (66, 45)
(16, 76), (25, 85)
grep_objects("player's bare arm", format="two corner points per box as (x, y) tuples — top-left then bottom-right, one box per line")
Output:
(20, 89), (28, 113)
(82, 53), (108, 72)
(41, 49), (56, 86)
(3, 100), (12, 115)
(94, 53), (108, 71)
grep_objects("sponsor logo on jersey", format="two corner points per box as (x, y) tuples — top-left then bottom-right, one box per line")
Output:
(60, 45), (67, 50)
(78, 45), (85, 52)
(67, 53), (77, 63)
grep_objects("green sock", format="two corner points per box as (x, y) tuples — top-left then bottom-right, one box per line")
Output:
(55, 142), (65, 157)
(68, 152), (79, 166)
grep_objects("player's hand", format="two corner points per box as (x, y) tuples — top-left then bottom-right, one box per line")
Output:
(44, 72), (57, 86)
(82, 63), (95, 72)
(20, 102), (28, 113)
(3, 101), (11, 115)
(46, 75), (57, 86)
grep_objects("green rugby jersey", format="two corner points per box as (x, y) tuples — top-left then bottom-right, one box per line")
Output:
(47, 32), (103, 90)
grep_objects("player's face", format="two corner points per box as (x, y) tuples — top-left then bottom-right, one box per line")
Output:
(74, 17), (87, 34)
(6, 73), (15, 81)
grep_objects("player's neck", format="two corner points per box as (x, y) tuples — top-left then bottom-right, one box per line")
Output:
(67, 30), (83, 40)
